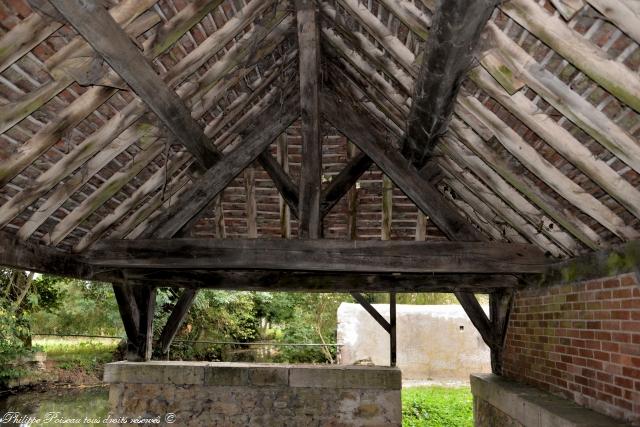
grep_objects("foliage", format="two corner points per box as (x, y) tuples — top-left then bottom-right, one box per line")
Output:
(0, 295), (32, 381)
(37, 338), (119, 371)
(402, 386), (473, 427)
(31, 279), (123, 336)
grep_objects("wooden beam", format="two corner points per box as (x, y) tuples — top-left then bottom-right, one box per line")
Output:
(257, 149), (300, 219)
(141, 95), (299, 239)
(501, 0), (640, 113)
(131, 285), (155, 361)
(0, 231), (522, 291)
(84, 239), (549, 274)
(455, 291), (492, 348)
(244, 166), (258, 238)
(347, 143), (360, 240)
(296, 0), (322, 239)
(321, 152), (373, 218)
(321, 92), (483, 241)
(112, 283), (139, 352)
(402, 0), (498, 168)
(489, 289), (514, 375)
(351, 293), (392, 333)
(158, 289), (197, 356)
(458, 95), (639, 241)
(277, 135), (292, 239)
(50, 0), (220, 169)
(382, 175), (393, 240)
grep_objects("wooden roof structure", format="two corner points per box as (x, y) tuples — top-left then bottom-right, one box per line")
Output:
(0, 0), (638, 367)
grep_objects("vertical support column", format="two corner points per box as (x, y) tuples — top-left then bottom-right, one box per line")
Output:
(295, 0), (322, 239)
(382, 175), (393, 241)
(390, 292), (397, 367)
(112, 283), (156, 362)
(244, 166), (258, 238)
(489, 289), (514, 375)
(277, 134), (292, 239)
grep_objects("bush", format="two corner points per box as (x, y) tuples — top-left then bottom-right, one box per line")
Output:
(0, 297), (32, 381)
(402, 386), (473, 427)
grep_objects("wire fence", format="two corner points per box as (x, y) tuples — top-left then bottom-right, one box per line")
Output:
(32, 333), (342, 347)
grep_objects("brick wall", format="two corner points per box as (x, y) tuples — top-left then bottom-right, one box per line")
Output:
(503, 272), (640, 424)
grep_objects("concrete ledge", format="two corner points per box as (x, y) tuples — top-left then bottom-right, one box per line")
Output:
(471, 374), (632, 427)
(104, 361), (402, 390)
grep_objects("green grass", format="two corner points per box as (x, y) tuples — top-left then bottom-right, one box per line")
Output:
(35, 338), (119, 371)
(402, 386), (473, 427)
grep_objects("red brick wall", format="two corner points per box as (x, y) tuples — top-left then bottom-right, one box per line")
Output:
(503, 272), (640, 423)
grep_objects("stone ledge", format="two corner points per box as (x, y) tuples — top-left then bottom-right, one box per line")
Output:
(104, 361), (401, 390)
(471, 374), (632, 427)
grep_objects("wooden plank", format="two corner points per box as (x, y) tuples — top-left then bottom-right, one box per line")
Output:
(244, 166), (258, 238)
(378, 0), (431, 40)
(450, 116), (602, 250)
(584, 0), (640, 45)
(321, 92), (484, 241)
(455, 291), (493, 347)
(458, 95), (639, 241)
(141, 95), (300, 239)
(382, 175), (393, 241)
(351, 293), (391, 333)
(277, 135), (292, 239)
(50, 0), (220, 169)
(471, 66), (640, 222)
(158, 289), (197, 356)
(296, 0), (322, 239)
(501, 0), (640, 113)
(390, 292), (397, 367)
(84, 239), (549, 274)
(489, 289), (514, 374)
(257, 149), (300, 219)
(403, 0), (498, 168)
(438, 137), (581, 256)
(437, 156), (567, 258)
(549, 0), (585, 20)
(481, 21), (640, 176)
(45, 144), (165, 246)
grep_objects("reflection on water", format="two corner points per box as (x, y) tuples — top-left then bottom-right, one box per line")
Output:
(0, 387), (109, 426)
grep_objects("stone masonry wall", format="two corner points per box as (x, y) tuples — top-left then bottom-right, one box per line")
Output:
(104, 361), (401, 426)
(503, 272), (640, 424)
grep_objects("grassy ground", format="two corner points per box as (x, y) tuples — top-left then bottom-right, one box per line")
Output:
(402, 386), (473, 427)
(32, 338), (120, 384)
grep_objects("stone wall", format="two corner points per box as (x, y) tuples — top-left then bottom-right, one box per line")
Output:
(104, 361), (401, 426)
(337, 303), (490, 380)
(503, 272), (640, 424)
(471, 374), (630, 427)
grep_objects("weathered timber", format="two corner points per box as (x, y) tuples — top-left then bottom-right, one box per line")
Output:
(489, 289), (514, 375)
(158, 289), (198, 356)
(84, 239), (549, 273)
(131, 285), (156, 362)
(321, 152), (373, 218)
(277, 135), (292, 238)
(450, 116), (602, 250)
(351, 293), (392, 333)
(321, 92), (483, 241)
(257, 149), (300, 219)
(140, 95), (300, 239)
(390, 292), (397, 367)
(458, 96), (639, 241)
(112, 284), (140, 360)
(50, 0), (220, 169)
(296, 0), (322, 239)
(455, 291), (493, 347)
(402, 0), (498, 168)
(0, 231), (524, 291)
(382, 175), (393, 240)
(244, 167), (258, 238)
(346, 143), (359, 240)
(501, 0), (640, 113)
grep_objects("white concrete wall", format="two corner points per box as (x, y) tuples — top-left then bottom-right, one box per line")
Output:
(337, 303), (491, 381)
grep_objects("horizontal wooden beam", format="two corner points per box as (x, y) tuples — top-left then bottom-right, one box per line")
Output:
(83, 238), (548, 273)
(0, 231), (522, 291)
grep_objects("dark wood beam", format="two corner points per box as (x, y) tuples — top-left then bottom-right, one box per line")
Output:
(351, 293), (392, 333)
(50, 0), (220, 169)
(321, 152), (373, 218)
(158, 288), (198, 356)
(402, 0), (499, 168)
(140, 94), (299, 239)
(84, 238), (548, 273)
(455, 291), (493, 348)
(489, 289), (514, 375)
(295, 0), (322, 238)
(0, 231), (521, 292)
(321, 92), (484, 241)
(101, 270), (520, 292)
(257, 149), (300, 219)
(112, 283), (139, 357)
(131, 285), (155, 361)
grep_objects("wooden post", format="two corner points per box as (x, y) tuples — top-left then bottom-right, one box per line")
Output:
(390, 292), (397, 367)
(158, 289), (198, 358)
(112, 283), (155, 362)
